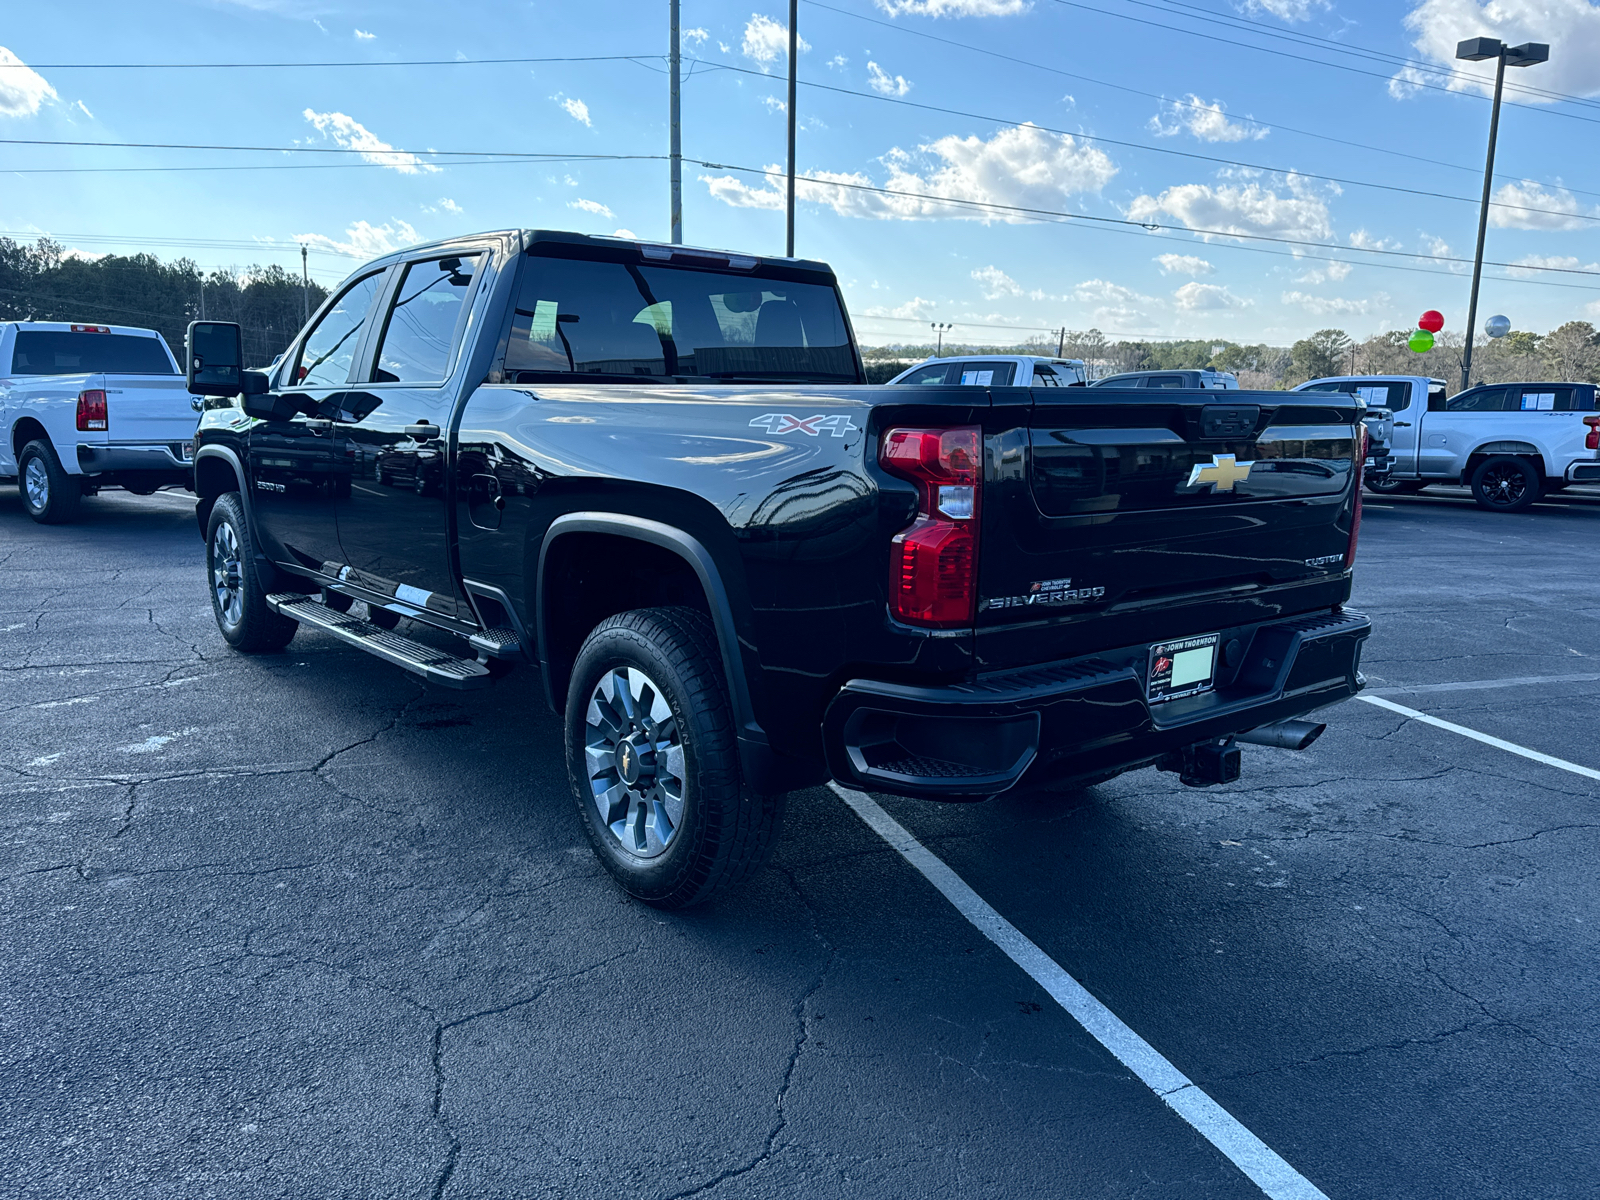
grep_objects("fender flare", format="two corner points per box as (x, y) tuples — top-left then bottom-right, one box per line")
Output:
(192, 444), (251, 538)
(536, 512), (778, 789)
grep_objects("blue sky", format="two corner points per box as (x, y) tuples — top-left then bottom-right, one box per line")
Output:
(3, 0), (1600, 346)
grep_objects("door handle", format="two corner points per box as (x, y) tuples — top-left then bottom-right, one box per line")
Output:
(1393, 421), (1412, 427)
(405, 423), (440, 438)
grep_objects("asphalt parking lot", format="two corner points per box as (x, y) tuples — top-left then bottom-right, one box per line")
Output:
(3, 482), (1597, 1200)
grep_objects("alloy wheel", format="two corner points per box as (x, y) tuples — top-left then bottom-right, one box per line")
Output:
(211, 521), (245, 628)
(583, 666), (686, 860)
(1481, 464), (1527, 507)
(23, 458), (48, 512)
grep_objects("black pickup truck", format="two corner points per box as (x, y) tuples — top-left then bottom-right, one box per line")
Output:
(185, 229), (1370, 907)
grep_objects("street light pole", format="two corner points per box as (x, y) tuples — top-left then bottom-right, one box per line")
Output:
(931, 322), (952, 356)
(785, 0), (798, 257)
(1456, 36), (1548, 392)
(670, 0), (682, 245)
(301, 245), (310, 325)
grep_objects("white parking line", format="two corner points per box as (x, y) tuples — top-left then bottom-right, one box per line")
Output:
(1368, 673), (1600, 696)
(829, 781), (1331, 1200)
(1359, 694), (1600, 781)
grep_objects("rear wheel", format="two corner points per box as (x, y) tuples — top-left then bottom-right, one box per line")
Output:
(206, 492), (297, 652)
(1364, 477), (1425, 495)
(18, 440), (81, 524)
(1470, 456), (1541, 513)
(565, 607), (784, 909)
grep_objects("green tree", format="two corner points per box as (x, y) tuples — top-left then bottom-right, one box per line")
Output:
(1289, 328), (1352, 384)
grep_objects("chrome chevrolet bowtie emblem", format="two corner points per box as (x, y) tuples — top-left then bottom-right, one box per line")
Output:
(1187, 453), (1253, 492)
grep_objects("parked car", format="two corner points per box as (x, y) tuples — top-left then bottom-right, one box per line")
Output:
(185, 229), (1371, 907)
(887, 355), (1087, 387)
(0, 321), (201, 522)
(1295, 374), (1600, 511)
(1091, 369), (1240, 390)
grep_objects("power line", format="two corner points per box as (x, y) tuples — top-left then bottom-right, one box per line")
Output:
(801, 0), (1600, 203)
(2, 155), (657, 177)
(688, 158), (1600, 287)
(708, 63), (1600, 226)
(1045, 0), (1600, 127)
(1, 54), (660, 69)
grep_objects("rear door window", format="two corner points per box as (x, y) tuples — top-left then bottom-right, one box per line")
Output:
(370, 254), (483, 384)
(11, 331), (176, 375)
(898, 362), (954, 385)
(953, 361), (1016, 386)
(1145, 375), (1188, 389)
(291, 271), (386, 388)
(1445, 387), (1510, 412)
(1515, 387), (1572, 411)
(1032, 364), (1060, 387)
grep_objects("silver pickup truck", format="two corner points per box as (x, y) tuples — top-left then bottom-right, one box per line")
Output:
(1295, 374), (1600, 512)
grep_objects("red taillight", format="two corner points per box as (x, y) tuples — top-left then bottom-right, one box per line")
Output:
(1584, 415), (1600, 451)
(70, 324), (109, 334)
(76, 389), (108, 432)
(881, 426), (981, 626)
(1345, 423), (1366, 569)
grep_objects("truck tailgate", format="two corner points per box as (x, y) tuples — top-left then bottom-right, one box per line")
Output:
(977, 389), (1360, 670)
(105, 375), (199, 444)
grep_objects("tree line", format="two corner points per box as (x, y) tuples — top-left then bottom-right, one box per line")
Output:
(0, 237), (330, 368)
(862, 321), (1600, 390)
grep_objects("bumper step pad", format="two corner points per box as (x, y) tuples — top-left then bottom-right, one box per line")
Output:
(267, 594), (492, 689)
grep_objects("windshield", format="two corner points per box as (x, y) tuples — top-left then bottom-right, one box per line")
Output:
(502, 256), (859, 383)
(11, 331), (177, 376)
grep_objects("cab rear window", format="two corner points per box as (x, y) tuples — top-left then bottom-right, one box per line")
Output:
(11, 331), (176, 376)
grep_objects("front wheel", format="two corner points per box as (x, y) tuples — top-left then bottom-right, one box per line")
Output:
(1470, 456), (1541, 513)
(18, 440), (81, 524)
(565, 607), (784, 909)
(206, 492), (298, 652)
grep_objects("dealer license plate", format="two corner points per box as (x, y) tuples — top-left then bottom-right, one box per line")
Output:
(179, 441), (195, 461)
(1147, 633), (1220, 703)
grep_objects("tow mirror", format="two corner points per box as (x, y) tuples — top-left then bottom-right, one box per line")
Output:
(186, 320), (272, 399)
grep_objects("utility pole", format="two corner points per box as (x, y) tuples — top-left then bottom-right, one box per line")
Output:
(301, 245), (311, 324)
(1456, 36), (1548, 391)
(785, 0), (797, 257)
(669, 0), (682, 244)
(1056, 327), (1066, 357)
(199, 278), (206, 321)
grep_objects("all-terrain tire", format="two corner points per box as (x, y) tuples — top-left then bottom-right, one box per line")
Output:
(18, 440), (82, 524)
(206, 492), (298, 652)
(565, 606), (784, 909)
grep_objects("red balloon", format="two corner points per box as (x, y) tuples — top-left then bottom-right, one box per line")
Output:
(1418, 310), (1445, 333)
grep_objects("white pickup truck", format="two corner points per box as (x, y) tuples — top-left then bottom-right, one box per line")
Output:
(1295, 374), (1600, 512)
(1, 321), (201, 523)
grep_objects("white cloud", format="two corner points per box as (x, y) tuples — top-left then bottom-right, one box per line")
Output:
(874, 0), (1029, 14)
(1281, 290), (1390, 316)
(558, 96), (592, 127)
(1127, 176), (1332, 242)
(1074, 279), (1154, 306)
(614, 228), (639, 239)
(1174, 282), (1250, 311)
(763, 95), (787, 113)
(1397, 0), (1600, 101)
(683, 27), (709, 45)
(861, 296), (939, 320)
(1294, 260), (1354, 283)
(295, 219), (421, 260)
(424, 197), (464, 216)
(570, 198), (615, 219)
(1348, 228), (1400, 251)
(1508, 253), (1600, 278)
(354, 28), (375, 40)
(702, 124), (1116, 222)
(1239, 0), (1327, 18)
(1148, 95), (1267, 143)
(972, 265), (1022, 297)
(302, 109), (438, 174)
(0, 47), (57, 118)
(1420, 234), (1452, 258)
(867, 62), (913, 96)
(743, 14), (809, 67)
(1489, 180), (1590, 230)
(1155, 253), (1214, 276)
(828, 54), (849, 69)
(74, 99), (93, 119)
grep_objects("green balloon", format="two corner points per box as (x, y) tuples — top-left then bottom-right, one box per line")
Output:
(1408, 329), (1435, 353)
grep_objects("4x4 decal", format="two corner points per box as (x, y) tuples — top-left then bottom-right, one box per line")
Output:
(749, 413), (859, 437)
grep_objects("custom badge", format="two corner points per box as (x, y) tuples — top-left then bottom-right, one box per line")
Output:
(1186, 453), (1253, 492)
(749, 413), (859, 437)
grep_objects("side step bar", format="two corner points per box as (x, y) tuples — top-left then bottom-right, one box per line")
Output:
(267, 594), (493, 689)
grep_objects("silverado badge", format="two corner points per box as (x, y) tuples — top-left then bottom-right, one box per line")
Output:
(1187, 453), (1253, 492)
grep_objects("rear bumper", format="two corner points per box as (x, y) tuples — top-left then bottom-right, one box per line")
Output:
(823, 609), (1371, 799)
(1565, 460), (1600, 483)
(76, 441), (193, 474)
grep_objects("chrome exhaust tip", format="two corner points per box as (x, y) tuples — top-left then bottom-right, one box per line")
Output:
(1235, 719), (1326, 751)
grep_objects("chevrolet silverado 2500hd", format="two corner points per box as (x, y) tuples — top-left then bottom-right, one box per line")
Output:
(2, 321), (202, 522)
(186, 230), (1371, 907)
